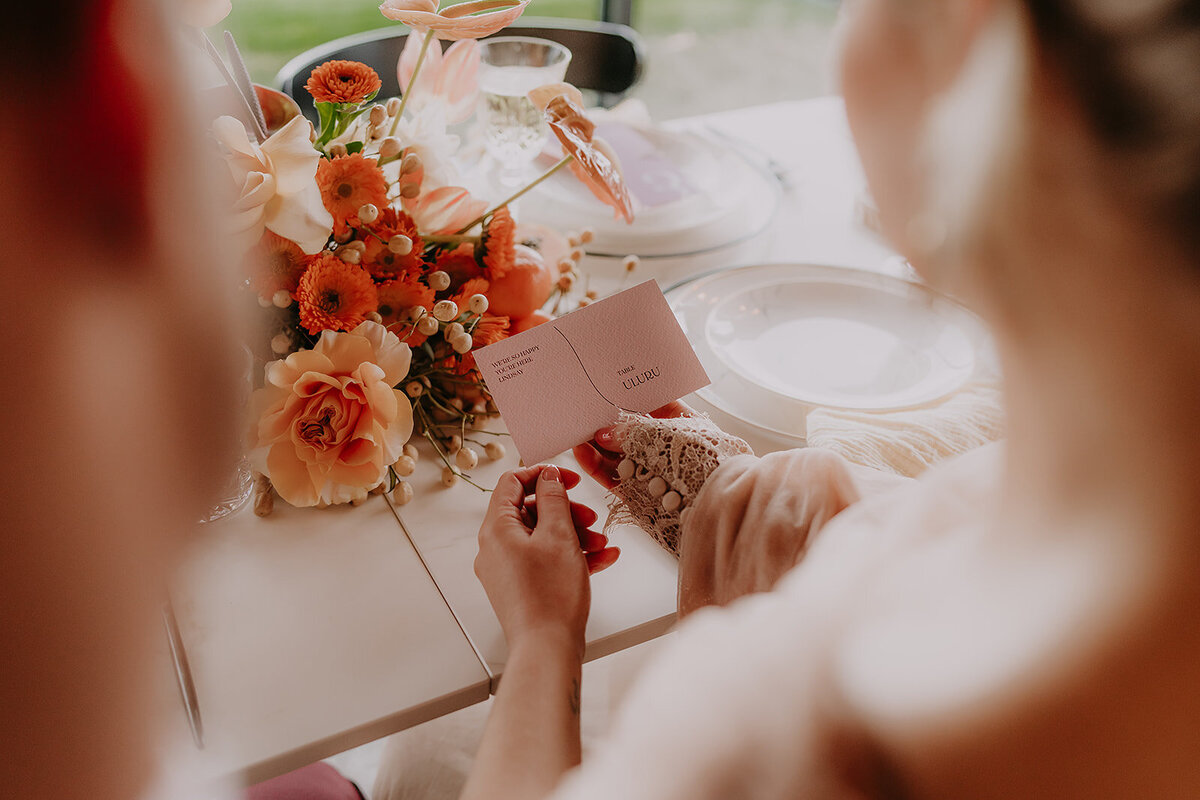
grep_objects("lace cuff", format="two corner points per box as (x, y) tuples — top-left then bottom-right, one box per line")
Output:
(606, 412), (753, 556)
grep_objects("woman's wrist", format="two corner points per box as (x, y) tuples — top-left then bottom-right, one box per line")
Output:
(508, 623), (586, 663)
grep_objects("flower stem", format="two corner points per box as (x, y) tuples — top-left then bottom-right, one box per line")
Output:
(416, 403), (490, 492)
(422, 234), (481, 245)
(390, 29), (436, 137)
(456, 154), (574, 234)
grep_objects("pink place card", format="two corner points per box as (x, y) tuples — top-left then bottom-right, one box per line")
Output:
(475, 280), (710, 466)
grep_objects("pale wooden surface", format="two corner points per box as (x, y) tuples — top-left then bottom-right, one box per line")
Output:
(388, 433), (679, 688)
(172, 496), (490, 785)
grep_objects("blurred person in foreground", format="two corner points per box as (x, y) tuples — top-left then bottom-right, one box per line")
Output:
(458, 0), (1200, 798)
(0, 0), (365, 798)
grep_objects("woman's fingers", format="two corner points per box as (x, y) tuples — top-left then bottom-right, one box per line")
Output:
(485, 467), (545, 529)
(509, 465), (582, 495)
(489, 465), (583, 519)
(520, 498), (607, 552)
(492, 465), (613, 566)
(578, 529), (608, 553)
(533, 466), (576, 540)
(591, 402), (697, 453)
(586, 547), (621, 575)
(650, 400), (696, 419)
(556, 466), (583, 490)
(522, 498), (598, 529)
(573, 442), (621, 490)
(593, 427), (622, 451)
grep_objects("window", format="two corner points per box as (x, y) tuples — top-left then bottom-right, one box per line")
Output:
(224, 0), (840, 118)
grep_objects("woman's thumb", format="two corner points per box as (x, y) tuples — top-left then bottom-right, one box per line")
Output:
(534, 465), (573, 537)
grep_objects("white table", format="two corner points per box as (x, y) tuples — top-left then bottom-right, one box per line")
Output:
(170, 496), (491, 785)
(171, 96), (894, 787)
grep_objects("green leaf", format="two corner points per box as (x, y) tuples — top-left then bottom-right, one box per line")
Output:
(331, 106), (370, 141)
(314, 101), (338, 147)
(315, 101), (334, 132)
(345, 141), (364, 155)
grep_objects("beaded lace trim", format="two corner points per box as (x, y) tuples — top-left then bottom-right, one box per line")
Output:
(606, 412), (753, 556)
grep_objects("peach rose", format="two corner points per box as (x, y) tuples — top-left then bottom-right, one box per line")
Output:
(250, 321), (413, 507)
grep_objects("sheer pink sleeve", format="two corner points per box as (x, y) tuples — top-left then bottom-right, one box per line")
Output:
(607, 412), (912, 616)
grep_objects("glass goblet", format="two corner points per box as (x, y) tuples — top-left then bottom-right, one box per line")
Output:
(478, 36), (572, 189)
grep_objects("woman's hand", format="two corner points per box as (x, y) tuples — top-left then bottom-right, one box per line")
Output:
(474, 465), (620, 655)
(572, 401), (697, 489)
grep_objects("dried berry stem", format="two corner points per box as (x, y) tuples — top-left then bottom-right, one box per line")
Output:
(455, 154), (574, 234)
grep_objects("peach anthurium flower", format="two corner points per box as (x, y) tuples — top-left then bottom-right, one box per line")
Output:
(398, 36), (480, 124)
(380, 0), (530, 41)
(250, 321), (414, 507)
(213, 115), (333, 254)
(403, 184), (488, 234)
(528, 82), (583, 112)
(544, 94), (634, 224)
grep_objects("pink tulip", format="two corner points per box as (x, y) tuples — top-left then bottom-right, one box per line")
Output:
(380, 0), (530, 41)
(398, 36), (480, 124)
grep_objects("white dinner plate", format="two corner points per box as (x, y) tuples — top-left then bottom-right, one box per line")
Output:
(523, 122), (781, 259)
(667, 263), (989, 442)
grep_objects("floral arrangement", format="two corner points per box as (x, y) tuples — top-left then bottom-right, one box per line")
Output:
(197, 0), (634, 512)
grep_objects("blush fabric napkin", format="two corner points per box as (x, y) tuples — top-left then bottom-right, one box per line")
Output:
(805, 378), (1005, 477)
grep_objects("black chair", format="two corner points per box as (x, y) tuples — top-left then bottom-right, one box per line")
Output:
(275, 17), (645, 120)
(601, 0), (632, 26)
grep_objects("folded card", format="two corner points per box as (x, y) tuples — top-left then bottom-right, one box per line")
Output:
(475, 280), (711, 466)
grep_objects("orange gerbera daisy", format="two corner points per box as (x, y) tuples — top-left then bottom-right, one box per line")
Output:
(306, 60), (382, 105)
(364, 208), (424, 278)
(249, 231), (308, 298)
(479, 206), (515, 278)
(377, 273), (437, 346)
(457, 313), (510, 372)
(470, 313), (510, 347)
(295, 253), (379, 334)
(434, 243), (484, 289)
(317, 154), (389, 233)
(451, 277), (491, 313)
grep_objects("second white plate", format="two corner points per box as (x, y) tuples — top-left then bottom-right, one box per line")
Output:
(668, 264), (989, 442)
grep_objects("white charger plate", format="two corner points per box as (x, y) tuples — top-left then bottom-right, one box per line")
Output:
(667, 263), (988, 442)
(522, 123), (781, 259)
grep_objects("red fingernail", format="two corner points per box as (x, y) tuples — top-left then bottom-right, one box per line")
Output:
(542, 465), (561, 483)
